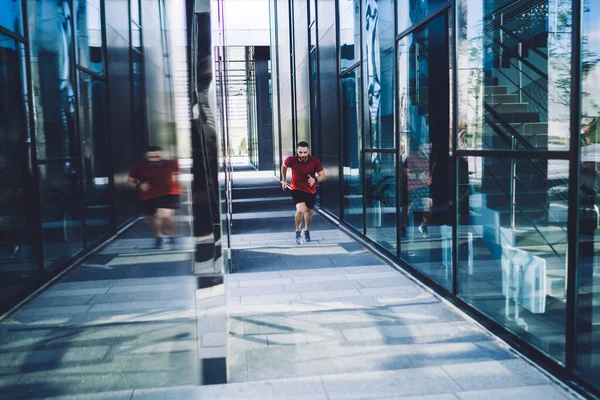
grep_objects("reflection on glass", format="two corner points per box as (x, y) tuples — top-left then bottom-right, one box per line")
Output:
(38, 162), (83, 269)
(577, 2), (600, 389)
(78, 72), (111, 242)
(132, 21), (142, 49)
(341, 69), (363, 231)
(365, 152), (396, 252)
(398, 16), (452, 288)
(458, 156), (567, 362)
(397, 0), (444, 34)
(131, 0), (140, 24)
(0, 0), (23, 34)
(0, 35), (38, 304)
(457, 0), (571, 151)
(75, 0), (104, 74)
(339, 0), (360, 71)
(364, 0), (395, 148)
(28, 0), (77, 160)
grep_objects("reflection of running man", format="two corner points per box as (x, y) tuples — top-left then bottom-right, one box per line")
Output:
(128, 146), (182, 248)
(402, 144), (435, 238)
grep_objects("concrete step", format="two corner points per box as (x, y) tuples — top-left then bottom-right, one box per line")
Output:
(484, 93), (519, 104)
(490, 102), (530, 113)
(232, 198), (291, 213)
(485, 85), (508, 95)
(483, 122), (548, 135)
(486, 112), (540, 123)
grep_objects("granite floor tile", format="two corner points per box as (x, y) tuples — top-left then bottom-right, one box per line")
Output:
(321, 367), (462, 399)
(441, 359), (551, 391)
(455, 384), (574, 400)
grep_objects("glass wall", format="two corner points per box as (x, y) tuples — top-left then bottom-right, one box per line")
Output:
(267, 0), (600, 392)
(0, 32), (39, 306)
(577, 1), (600, 391)
(0, 0), (167, 316)
(457, 0), (572, 363)
(398, 14), (453, 289)
(341, 69), (363, 231)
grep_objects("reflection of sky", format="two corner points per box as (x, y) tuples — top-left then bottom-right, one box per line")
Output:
(584, 2), (600, 59)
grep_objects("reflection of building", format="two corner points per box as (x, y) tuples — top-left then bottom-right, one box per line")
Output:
(0, 0), (179, 316)
(262, 0), (600, 396)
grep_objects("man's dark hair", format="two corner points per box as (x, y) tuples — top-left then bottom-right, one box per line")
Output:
(297, 141), (309, 149)
(147, 145), (163, 152)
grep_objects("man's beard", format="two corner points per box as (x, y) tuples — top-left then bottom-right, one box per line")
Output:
(148, 160), (164, 167)
(298, 156), (308, 162)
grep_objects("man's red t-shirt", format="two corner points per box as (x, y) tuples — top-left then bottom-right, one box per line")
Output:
(284, 155), (324, 195)
(128, 160), (182, 200)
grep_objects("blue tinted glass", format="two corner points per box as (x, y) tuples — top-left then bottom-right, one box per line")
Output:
(28, 0), (76, 159)
(75, 0), (104, 74)
(0, 34), (39, 303)
(577, 1), (600, 390)
(0, 0), (23, 35)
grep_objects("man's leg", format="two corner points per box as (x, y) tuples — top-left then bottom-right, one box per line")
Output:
(304, 209), (314, 231)
(295, 203), (307, 231)
(158, 208), (176, 237)
(147, 213), (162, 237)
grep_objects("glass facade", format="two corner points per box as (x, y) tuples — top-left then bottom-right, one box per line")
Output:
(268, 0), (600, 395)
(0, 0), (174, 315)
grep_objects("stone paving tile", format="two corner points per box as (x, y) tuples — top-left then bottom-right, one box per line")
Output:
(356, 277), (420, 288)
(42, 288), (111, 297)
(278, 267), (346, 277)
(106, 283), (195, 293)
(321, 367), (462, 399)
(16, 305), (92, 317)
(441, 359), (551, 391)
(35, 390), (135, 399)
(284, 279), (361, 293)
(238, 278), (293, 287)
(228, 285), (288, 297)
(455, 384), (574, 400)
(89, 300), (193, 313)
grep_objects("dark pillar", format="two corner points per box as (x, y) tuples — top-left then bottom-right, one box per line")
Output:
(255, 46), (274, 171)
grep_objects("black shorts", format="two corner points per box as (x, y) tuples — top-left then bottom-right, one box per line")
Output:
(142, 194), (180, 216)
(291, 190), (316, 210)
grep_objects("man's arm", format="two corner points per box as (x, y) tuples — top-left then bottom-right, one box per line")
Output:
(316, 169), (326, 183)
(281, 164), (288, 191)
(127, 176), (138, 189)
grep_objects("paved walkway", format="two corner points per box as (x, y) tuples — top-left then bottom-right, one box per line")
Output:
(0, 171), (585, 399)
(0, 220), (202, 400)
(214, 173), (580, 400)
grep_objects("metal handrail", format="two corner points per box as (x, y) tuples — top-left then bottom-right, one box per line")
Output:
(497, 26), (548, 61)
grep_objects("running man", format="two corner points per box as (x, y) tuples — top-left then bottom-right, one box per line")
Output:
(128, 146), (182, 248)
(281, 141), (326, 244)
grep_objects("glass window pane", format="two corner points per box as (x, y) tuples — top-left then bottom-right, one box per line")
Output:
(78, 72), (112, 243)
(458, 156), (567, 362)
(131, 0), (140, 25)
(38, 162), (84, 269)
(339, 0), (360, 71)
(457, 0), (571, 151)
(28, 0), (77, 160)
(365, 152), (396, 252)
(397, 0), (445, 33)
(0, 0), (23, 35)
(364, 0), (395, 148)
(0, 34), (39, 304)
(577, 2), (600, 389)
(342, 68), (363, 231)
(75, 0), (104, 74)
(132, 21), (141, 50)
(309, 0), (316, 25)
(398, 16), (452, 289)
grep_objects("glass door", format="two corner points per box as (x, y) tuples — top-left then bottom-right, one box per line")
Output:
(398, 12), (453, 289)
